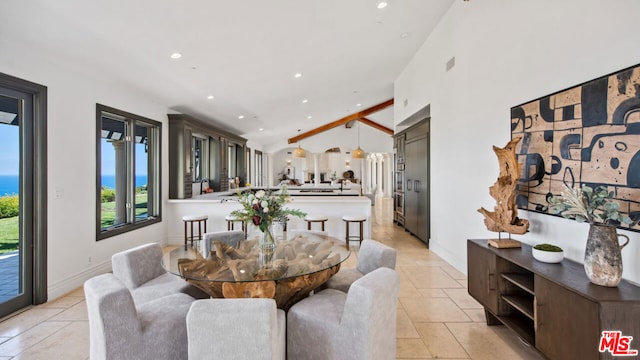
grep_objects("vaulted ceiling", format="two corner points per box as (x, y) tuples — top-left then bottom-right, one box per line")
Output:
(0, 0), (454, 148)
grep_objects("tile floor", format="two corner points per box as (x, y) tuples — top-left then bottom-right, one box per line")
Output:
(0, 200), (544, 359)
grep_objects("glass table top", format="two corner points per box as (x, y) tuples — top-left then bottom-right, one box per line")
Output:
(163, 232), (350, 283)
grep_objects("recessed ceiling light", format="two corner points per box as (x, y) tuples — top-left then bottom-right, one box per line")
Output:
(377, 1), (388, 9)
(307, 115), (312, 119)
(294, 73), (303, 78)
(302, 99), (308, 103)
(356, 103), (362, 107)
(238, 115), (245, 119)
(170, 52), (182, 59)
(259, 128), (264, 132)
(207, 95), (214, 100)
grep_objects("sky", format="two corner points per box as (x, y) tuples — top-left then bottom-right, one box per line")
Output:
(0, 124), (19, 175)
(101, 139), (148, 176)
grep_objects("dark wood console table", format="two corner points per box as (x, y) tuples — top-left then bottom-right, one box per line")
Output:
(468, 239), (640, 360)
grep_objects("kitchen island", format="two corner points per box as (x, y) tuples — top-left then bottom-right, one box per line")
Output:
(166, 185), (371, 245)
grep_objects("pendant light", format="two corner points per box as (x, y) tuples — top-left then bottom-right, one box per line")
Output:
(293, 129), (306, 158)
(352, 121), (366, 159)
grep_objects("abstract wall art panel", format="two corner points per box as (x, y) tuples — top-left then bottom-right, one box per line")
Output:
(512, 63), (640, 231)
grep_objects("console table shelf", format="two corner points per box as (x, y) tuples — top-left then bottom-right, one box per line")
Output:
(501, 295), (534, 319)
(468, 239), (640, 360)
(501, 273), (534, 295)
(497, 314), (535, 345)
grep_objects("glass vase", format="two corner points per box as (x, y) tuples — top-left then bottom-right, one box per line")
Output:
(259, 224), (276, 268)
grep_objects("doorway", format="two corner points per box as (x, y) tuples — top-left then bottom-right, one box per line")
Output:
(0, 73), (47, 318)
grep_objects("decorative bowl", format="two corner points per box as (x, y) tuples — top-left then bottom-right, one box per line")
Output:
(532, 248), (564, 263)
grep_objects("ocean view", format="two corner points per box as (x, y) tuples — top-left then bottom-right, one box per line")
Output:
(0, 175), (18, 196)
(0, 175), (148, 195)
(101, 175), (148, 189)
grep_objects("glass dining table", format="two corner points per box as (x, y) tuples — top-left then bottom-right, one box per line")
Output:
(162, 232), (350, 310)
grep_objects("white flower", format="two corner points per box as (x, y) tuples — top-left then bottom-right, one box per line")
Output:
(255, 190), (266, 199)
(248, 194), (255, 201)
(261, 200), (269, 208)
(252, 199), (259, 205)
(263, 207), (270, 213)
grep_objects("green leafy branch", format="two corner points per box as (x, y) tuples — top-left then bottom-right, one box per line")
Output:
(548, 184), (633, 226)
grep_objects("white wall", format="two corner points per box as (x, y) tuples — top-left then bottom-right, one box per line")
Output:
(0, 38), (175, 299)
(395, 0), (640, 283)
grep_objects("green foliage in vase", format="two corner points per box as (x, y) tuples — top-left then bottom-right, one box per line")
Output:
(533, 243), (563, 252)
(548, 184), (633, 226)
(230, 185), (306, 232)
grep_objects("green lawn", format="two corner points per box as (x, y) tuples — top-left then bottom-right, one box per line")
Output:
(101, 192), (149, 228)
(0, 216), (19, 254)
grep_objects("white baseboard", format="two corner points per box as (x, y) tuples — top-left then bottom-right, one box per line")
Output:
(47, 259), (112, 301)
(429, 239), (467, 276)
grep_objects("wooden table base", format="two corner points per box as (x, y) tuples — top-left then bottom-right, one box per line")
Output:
(181, 262), (341, 311)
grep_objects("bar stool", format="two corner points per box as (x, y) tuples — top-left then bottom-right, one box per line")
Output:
(342, 215), (366, 250)
(280, 217), (289, 232)
(183, 214), (208, 249)
(225, 214), (247, 238)
(304, 214), (328, 231)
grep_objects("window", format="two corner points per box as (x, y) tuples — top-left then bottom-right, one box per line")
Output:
(96, 104), (161, 239)
(227, 141), (245, 187)
(255, 150), (263, 186)
(246, 147), (251, 185)
(192, 135), (208, 182)
(227, 143), (237, 180)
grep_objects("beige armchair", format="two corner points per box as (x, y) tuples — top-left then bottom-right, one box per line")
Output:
(321, 239), (396, 292)
(84, 273), (194, 360)
(187, 298), (286, 360)
(287, 267), (400, 360)
(111, 243), (206, 305)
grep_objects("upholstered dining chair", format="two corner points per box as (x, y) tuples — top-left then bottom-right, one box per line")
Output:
(84, 273), (195, 360)
(200, 230), (245, 258)
(321, 239), (396, 293)
(287, 267), (400, 360)
(111, 243), (206, 305)
(286, 229), (328, 240)
(187, 298), (286, 360)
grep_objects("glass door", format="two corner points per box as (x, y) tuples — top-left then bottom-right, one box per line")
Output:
(0, 88), (32, 317)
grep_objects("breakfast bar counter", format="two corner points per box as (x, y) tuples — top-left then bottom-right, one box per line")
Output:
(166, 186), (371, 245)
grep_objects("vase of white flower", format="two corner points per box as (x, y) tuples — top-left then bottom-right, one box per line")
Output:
(230, 185), (306, 267)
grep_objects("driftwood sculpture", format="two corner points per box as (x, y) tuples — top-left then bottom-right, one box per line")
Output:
(477, 137), (529, 242)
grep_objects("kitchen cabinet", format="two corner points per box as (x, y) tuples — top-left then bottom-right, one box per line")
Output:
(396, 119), (429, 244)
(468, 239), (640, 360)
(393, 134), (405, 227)
(168, 114), (246, 199)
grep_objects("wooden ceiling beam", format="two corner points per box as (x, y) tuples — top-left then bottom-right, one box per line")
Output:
(288, 98), (394, 144)
(359, 117), (394, 135)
